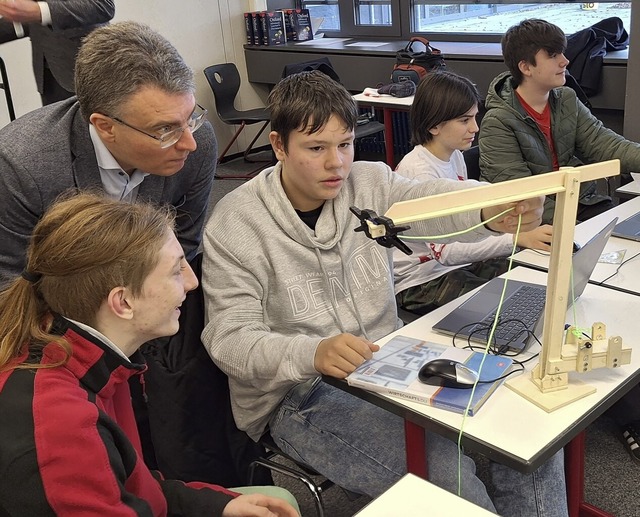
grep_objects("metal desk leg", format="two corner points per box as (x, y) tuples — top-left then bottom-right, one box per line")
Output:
(404, 420), (427, 478)
(565, 430), (613, 517)
(382, 107), (395, 168)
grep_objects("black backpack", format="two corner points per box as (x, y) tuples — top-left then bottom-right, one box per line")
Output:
(392, 37), (446, 84)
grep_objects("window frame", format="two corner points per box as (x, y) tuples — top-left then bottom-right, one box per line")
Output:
(300, 0), (631, 42)
(302, 0), (402, 37)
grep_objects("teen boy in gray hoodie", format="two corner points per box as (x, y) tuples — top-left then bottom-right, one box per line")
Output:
(201, 71), (567, 516)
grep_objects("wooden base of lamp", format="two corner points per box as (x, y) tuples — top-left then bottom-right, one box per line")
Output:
(505, 372), (596, 412)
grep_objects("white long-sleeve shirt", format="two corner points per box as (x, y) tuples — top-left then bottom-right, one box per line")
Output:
(393, 145), (514, 294)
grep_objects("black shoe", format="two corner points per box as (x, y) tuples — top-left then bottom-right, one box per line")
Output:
(621, 421), (640, 464)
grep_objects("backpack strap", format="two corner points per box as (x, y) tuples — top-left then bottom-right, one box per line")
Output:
(406, 36), (441, 55)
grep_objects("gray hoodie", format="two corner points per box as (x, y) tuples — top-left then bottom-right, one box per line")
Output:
(202, 160), (494, 440)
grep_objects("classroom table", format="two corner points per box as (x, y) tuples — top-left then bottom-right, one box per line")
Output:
(352, 92), (413, 168)
(616, 179), (640, 200)
(324, 266), (640, 517)
(354, 473), (495, 516)
(512, 196), (640, 296)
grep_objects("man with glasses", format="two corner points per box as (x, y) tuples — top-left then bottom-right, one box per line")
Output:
(0, 21), (217, 287)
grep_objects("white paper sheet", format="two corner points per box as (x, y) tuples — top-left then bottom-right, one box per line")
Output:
(295, 38), (350, 46)
(346, 41), (389, 47)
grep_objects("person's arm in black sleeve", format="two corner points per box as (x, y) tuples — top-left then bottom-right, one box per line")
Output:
(46, 0), (115, 30)
(150, 472), (237, 517)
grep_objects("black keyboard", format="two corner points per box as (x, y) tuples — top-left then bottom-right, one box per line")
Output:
(475, 285), (546, 344)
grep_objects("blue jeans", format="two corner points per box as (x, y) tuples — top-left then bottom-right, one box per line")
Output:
(269, 380), (568, 516)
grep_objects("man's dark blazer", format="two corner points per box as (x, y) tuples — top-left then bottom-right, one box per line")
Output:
(0, 97), (217, 287)
(0, 0), (115, 95)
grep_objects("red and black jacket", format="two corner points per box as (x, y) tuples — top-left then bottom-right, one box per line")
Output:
(0, 317), (237, 516)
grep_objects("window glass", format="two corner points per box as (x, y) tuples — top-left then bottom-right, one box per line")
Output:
(356, 0), (393, 26)
(302, 1), (341, 31)
(411, 2), (631, 35)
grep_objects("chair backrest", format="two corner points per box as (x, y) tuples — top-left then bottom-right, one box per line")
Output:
(203, 63), (242, 122)
(463, 145), (481, 180)
(281, 56), (341, 84)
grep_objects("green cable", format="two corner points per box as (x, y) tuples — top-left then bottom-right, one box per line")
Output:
(399, 207), (513, 241)
(456, 213), (522, 496)
(450, 215), (587, 495)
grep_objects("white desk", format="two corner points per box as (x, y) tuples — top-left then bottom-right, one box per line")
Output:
(512, 196), (640, 296)
(352, 92), (413, 168)
(325, 266), (640, 517)
(354, 473), (494, 516)
(616, 180), (640, 198)
(352, 92), (414, 109)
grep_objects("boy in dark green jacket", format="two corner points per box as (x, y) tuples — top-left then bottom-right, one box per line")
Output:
(479, 18), (640, 224)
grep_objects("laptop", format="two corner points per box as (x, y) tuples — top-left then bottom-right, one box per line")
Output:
(612, 212), (640, 242)
(432, 218), (618, 352)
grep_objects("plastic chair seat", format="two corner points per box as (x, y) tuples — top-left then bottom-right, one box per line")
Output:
(355, 120), (385, 139)
(222, 107), (270, 126)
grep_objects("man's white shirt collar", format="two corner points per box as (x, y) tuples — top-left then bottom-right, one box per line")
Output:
(89, 124), (149, 202)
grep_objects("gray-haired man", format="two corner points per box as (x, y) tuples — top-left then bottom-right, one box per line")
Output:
(0, 21), (217, 287)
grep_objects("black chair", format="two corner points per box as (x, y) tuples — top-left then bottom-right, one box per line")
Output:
(137, 253), (273, 487)
(354, 113), (386, 160)
(204, 63), (271, 179)
(249, 433), (337, 517)
(463, 145), (481, 181)
(0, 56), (16, 122)
(281, 57), (341, 83)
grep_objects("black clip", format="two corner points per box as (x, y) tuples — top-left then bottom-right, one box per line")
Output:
(350, 206), (413, 255)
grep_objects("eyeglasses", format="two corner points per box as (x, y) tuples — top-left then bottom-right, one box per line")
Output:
(110, 104), (208, 148)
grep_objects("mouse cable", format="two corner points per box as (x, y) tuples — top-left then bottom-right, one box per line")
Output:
(475, 366), (526, 384)
(595, 250), (640, 286)
(461, 318), (532, 357)
(458, 322), (540, 371)
(452, 321), (523, 357)
(451, 323), (512, 355)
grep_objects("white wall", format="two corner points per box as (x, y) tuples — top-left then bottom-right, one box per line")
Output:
(113, 0), (271, 155)
(0, 0), (271, 154)
(0, 38), (40, 124)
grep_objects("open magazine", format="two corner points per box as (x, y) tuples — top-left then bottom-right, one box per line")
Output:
(346, 335), (513, 416)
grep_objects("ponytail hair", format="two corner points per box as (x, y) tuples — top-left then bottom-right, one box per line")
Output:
(0, 192), (175, 371)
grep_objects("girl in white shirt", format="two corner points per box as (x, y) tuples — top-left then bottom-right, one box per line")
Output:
(395, 71), (552, 315)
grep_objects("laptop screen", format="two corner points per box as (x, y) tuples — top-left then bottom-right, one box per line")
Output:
(612, 212), (640, 242)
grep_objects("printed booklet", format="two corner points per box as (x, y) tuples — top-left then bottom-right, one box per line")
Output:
(346, 335), (513, 415)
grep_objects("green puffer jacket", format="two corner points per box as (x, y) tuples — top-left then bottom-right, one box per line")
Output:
(479, 71), (640, 223)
